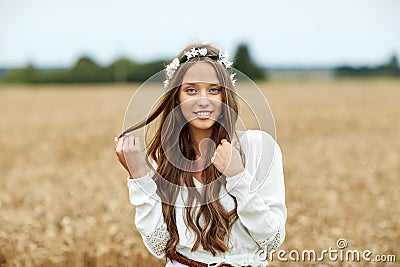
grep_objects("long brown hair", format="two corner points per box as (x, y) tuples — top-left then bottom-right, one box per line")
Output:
(119, 44), (245, 256)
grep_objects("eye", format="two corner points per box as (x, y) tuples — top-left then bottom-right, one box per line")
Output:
(185, 87), (197, 94)
(209, 87), (222, 94)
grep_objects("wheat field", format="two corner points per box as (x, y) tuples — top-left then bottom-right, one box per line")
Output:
(0, 79), (399, 266)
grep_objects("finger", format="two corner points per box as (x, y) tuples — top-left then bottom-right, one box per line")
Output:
(120, 136), (126, 149)
(221, 139), (227, 144)
(211, 150), (217, 162)
(114, 137), (118, 148)
(116, 136), (124, 152)
(121, 136), (126, 151)
(231, 138), (238, 148)
(128, 135), (134, 151)
(115, 138), (125, 159)
(134, 137), (141, 148)
(115, 136), (122, 149)
(123, 135), (130, 152)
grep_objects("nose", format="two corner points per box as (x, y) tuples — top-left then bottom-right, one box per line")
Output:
(196, 97), (210, 107)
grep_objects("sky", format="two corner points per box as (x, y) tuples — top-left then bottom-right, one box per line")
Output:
(1, 0), (399, 68)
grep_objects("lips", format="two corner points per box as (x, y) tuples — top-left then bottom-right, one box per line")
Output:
(193, 111), (213, 119)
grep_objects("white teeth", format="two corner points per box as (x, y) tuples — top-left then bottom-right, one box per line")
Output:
(196, 112), (211, 116)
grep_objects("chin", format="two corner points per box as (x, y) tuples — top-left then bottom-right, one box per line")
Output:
(188, 119), (216, 130)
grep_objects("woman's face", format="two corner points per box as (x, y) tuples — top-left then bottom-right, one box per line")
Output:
(178, 62), (223, 131)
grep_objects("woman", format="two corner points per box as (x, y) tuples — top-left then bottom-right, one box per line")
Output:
(115, 44), (286, 267)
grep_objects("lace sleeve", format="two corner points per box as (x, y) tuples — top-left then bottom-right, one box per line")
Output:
(142, 224), (170, 258)
(259, 224), (286, 253)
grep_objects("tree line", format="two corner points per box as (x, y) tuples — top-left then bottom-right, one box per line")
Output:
(1, 46), (399, 84)
(334, 54), (400, 77)
(0, 43), (265, 84)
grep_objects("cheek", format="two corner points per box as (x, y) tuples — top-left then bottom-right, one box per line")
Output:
(177, 93), (187, 111)
(214, 103), (223, 118)
(177, 92), (183, 105)
(213, 97), (223, 112)
(179, 100), (193, 119)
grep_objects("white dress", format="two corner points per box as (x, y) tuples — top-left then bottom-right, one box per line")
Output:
(127, 129), (287, 267)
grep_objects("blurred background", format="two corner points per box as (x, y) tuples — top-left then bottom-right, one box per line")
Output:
(0, 0), (399, 266)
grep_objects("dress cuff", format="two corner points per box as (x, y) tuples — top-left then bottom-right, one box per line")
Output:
(225, 169), (252, 198)
(127, 174), (158, 205)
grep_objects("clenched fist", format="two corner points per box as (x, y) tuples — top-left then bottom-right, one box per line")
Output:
(211, 139), (244, 178)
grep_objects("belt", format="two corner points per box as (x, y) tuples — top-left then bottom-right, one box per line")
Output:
(167, 250), (233, 267)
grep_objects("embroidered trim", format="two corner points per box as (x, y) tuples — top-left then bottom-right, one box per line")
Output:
(143, 224), (170, 257)
(259, 224), (285, 253)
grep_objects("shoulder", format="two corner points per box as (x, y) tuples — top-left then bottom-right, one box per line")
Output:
(245, 129), (274, 140)
(239, 129), (278, 147)
(238, 129), (282, 160)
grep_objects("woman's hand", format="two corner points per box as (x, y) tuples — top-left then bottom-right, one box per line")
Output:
(211, 139), (244, 178)
(115, 135), (148, 179)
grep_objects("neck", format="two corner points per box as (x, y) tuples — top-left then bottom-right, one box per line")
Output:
(188, 127), (213, 157)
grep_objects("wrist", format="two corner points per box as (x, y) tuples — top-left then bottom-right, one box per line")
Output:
(130, 169), (148, 179)
(224, 167), (244, 178)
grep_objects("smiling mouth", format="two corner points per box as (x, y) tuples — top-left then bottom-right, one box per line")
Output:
(193, 111), (213, 119)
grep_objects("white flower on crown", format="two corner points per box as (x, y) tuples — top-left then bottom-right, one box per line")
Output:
(184, 50), (193, 60)
(217, 51), (233, 68)
(165, 58), (180, 79)
(163, 79), (170, 88)
(199, 48), (207, 56)
(190, 47), (198, 57)
(230, 73), (237, 86)
(184, 47), (208, 60)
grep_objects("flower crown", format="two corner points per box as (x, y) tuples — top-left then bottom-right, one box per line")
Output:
(163, 47), (237, 88)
